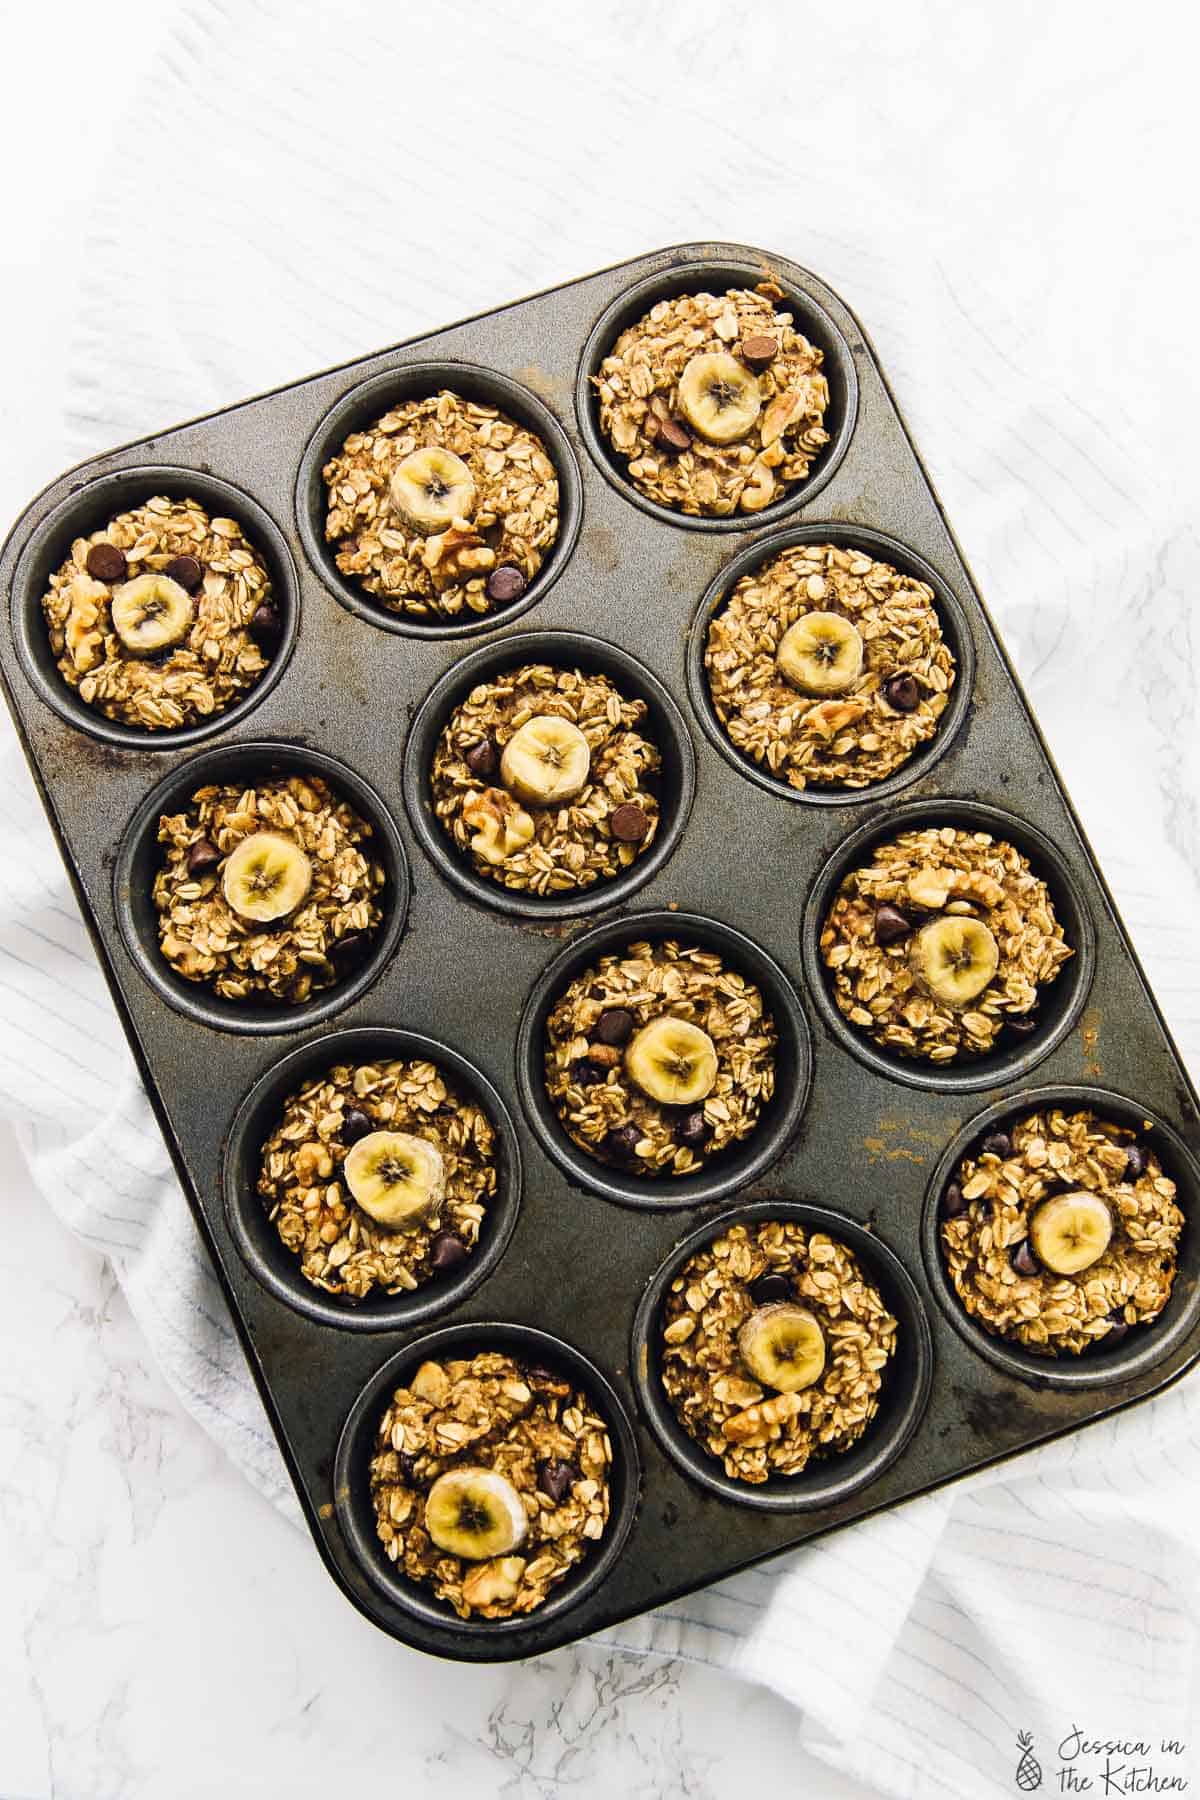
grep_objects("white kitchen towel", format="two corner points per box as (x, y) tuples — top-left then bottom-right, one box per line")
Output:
(3, 1), (1200, 1794)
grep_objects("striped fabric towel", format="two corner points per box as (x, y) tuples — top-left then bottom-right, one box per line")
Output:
(3, 2), (1198, 1793)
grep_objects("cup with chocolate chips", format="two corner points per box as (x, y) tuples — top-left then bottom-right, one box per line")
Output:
(591, 279), (837, 520)
(924, 1089), (1200, 1388)
(805, 800), (1096, 1089)
(694, 529), (972, 800)
(115, 743), (409, 1033)
(18, 472), (297, 744)
(298, 363), (582, 637)
(333, 1326), (640, 1632)
(632, 1202), (932, 1508)
(223, 1027), (522, 1328)
(518, 911), (811, 1207)
(405, 632), (697, 920)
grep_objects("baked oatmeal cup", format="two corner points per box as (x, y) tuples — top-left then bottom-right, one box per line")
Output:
(369, 1350), (613, 1620)
(40, 494), (281, 731)
(322, 389), (559, 620)
(820, 825), (1073, 1064)
(430, 661), (662, 896)
(153, 772), (385, 1005)
(258, 1056), (497, 1300)
(594, 280), (829, 518)
(543, 938), (776, 1177)
(941, 1107), (1183, 1356)
(705, 541), (956, 790)
(660, 1219), (897, 1483)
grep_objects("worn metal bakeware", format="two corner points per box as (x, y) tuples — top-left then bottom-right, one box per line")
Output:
(2, 243), (1198, 1665)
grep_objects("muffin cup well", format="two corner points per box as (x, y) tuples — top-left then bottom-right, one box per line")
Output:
(295, 360), (582, 640)
(10, 464), (300, 749)
(632, 1200), (932, 1510)
(800, 798), (1097, 1094)
(113, 741), (409, 1035)
(686, 521), (976, 806)
(332, 1322), (641, 1646)
(516, 910), (812, 1209)
(575, 252), (859, 533)
(402, 629), (697, 921)
(921, 1084), (1200, 1391)
(222, 1027), (521, 1330)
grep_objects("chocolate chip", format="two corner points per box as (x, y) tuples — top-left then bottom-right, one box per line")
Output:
(398, 1451), (418, 1483)
(571, 1058), (606, 1087)
(882, 673), (921, 713)
(1124, 1143), (1150, 1182)
(740, 334), (779, 370)
(592, 1007), (636, 1048)
(1011, 1239), (1039, 1277)
(1006, 1013), (1040, 1038)
(749, 1271), (793, 1305)
(339, 1106), (374, 1144)
(656, 416), (691, 454)
(485, 564), (526, 605)
(164, 554), (203, 594)
(523, 1361), (565, 1387)
(1103, 1312), (1131, 1344)
(185, 837), (221, 877)
(980, 1131), (1012, 1160)
(249, 602), (283, 645)
(536, 1458), (579, 1504)
(609, 803), (649, 843)
(674, 1108), (710, 1150)
(429, 1231), (470, 1275)
(874, 903), (912, 947)
(464, 737), (498, 778)
(330, 931), (368, 969)
(941, 1181), (966, 1218)
(85, 542), (127, 583)
(604, 1122), (643, 1164)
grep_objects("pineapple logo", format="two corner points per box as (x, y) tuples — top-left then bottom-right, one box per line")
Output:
(1014, 1732), (1043, 1791)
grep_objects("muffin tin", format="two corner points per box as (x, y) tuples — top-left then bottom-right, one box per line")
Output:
(2, 242), (1198, 1664)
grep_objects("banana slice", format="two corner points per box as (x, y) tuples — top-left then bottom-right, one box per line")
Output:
(342, 1130), (445, 1229)
(677, 351), (761, 443)
(389, 446), (476, 534)
(500, 715), (591, 805)
(221, 831), (312, 923)
(912, 917), (999, 1007)
(624, 1016), (717, 1106)
(110, 573), (195, 655)
(1030, 1190), (1113, 1275)
(424, 1467), (528, 1560)
(738, 1303), (826, 1394)
(776, 611), (864, 696)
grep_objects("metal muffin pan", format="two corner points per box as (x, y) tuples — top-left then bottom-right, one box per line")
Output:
(2, 242), (1198, 1665)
